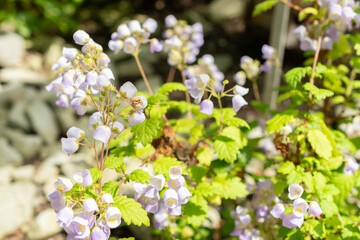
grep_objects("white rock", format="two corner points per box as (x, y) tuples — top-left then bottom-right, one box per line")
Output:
(27, 208), (61, 239)
(8, 100), (31, 130)
(0, 68), (48, 84)
(34, 164), (59, 184)
(12, 165), (35, 181)
(0, 165), (14, 184)
(27, 100), (59, 143)
(0, 137), (24, 166)
(0, 182), (36, 239)
(0, 32), (25, 67)
(0, 83), (24, 103)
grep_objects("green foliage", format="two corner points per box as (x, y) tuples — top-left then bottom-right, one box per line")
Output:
(132, 118), (163, 145)
(252, 0), (279, 17)
(303, 83), (334, 102)
(284, 67), (311, 89)
(196, 147), (213, 166)
(113, 196), (150, 227)
(127, 169), (151, 184)
(105, 156), (126, 173)
(266, 110), (298, 134)
(102, 181), (119, 197)
(147, 93), (169, 107)
(90, 168), (103, 183)
(159, 82), (187, 95)
(153, 156), (185, 178)
(183, 194), (209, 227)
(307, 130), (332, 159)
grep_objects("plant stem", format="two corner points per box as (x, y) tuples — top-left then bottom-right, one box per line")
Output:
(280, 0), (303, 11)
(180, 70), (192, 119)
(133, 52), (153, 95)
(167, 67), (176, 82)
(217, 96), (224, 133)
(252, 80), (261, 102)
(309, 35), (323, 86)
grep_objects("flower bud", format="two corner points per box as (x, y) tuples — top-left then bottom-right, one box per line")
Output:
(73, 30), (90, 45)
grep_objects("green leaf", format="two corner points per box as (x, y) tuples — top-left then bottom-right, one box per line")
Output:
(329, 34), (351, 60)
(132, 118), (163, 145)
(313, 172), (327, 193)
(197, 147), (213, 166)
(196, 181), (220, 197)
(303, 172), (315, 193)
(266, 110), (298, 134)
(303, 83), (334, 102)
(278, 161), (295, 174)
(286, 166), (303, 184)
(285, 229), (305, 240)
(277, 90), (306, 104)
(214, 136), (239, 163)
(102, 181), (119, 197)
(183, 194), (209, 228)
(90, 168), (103, 183)
(127, 169), (151, 184)
(284, 67), (309, 89)
(320, 199), (338, 217)
(341, 224), (360, 239)
(252, 0), (278, 17)
(172, 118), (197, 134)
(113, 196), (150, 227)
(307, 130), (332, 159)
(304, 220), (326, 239)
(159, 82), (187, 95)
(298, 7), (318, 21)
(147, 93), (168, 107)
(153, 156), (184, 178)
(212, 174), (248, 199)
(189, 166), (208, 184)
(332, 173), (355, 204)
(104, 156), (126, 173)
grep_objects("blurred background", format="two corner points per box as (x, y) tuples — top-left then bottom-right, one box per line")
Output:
(0, 0), (303, 239)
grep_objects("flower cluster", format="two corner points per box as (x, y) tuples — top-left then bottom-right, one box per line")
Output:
(293, 0), (360, 51)
(270, 184), (323, 229)
(234, 56), (261, 85)
(184, 54), (225, 92)
(108, 18), (163, 54)
(163, 14), (204, 67)
(185, 73), (248, 115)
(230, 206), (262, 240)
(261, 44), (276, 73)
(132, 166), (191, 216)
(344, 157), (359, 175)
(49, 170), (121, 239)
(46, 30), (113, 111)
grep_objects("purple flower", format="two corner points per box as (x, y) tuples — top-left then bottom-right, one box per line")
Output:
(341, 7), (356, 24)
(73, 30), (90, 45)
(93, 125), (111, 143)
(261, 61), (272, 73)
(66, 216), (90, 239)
(101, 68), (115, 81)
(261, 44), (275, 59)
(128, 20), (142, 33)
(288, 184), (303, 200)
(325, 25), (340, 42)
(105, 207), (122, 228)
(233, 71), (246, 86)
(256, 205), (268, 218)
(321, 37), (333, 50)
(169, 166), (182, 179)
(67, 127), (85, 140)
(85, 71), (98, 86)
(123, 37), (137, 54)
(282, 214), (304, 229)
(308, 201), (323, 216)
(117, 24), (131, 38)
(63, 47), (77, 62)
(293, 198), (309, 217)
(177, 186), (192, 204)
(234, 85), (249, 96)
(95, 220), (111, 239)
(329, 4), (342, 20)
(149, 175), (166, 191)
(165, 15), (178, 27)
(199, 100), (214, 115)
(145, 199), (159, 213)
(143, 18), (157, 33)
(83, 198), (99, 218)
(57, 207), (74, 228)
(144, 186), (160, 200)
(49, 190), (66, 211)
(128, 110), (146, 126)
(344, 157), (359, 175)
(54, 177), (73, 193)
(163, 189), (179, 209)
(73, 169), (93, 187)
(132, 182), (147, 200)
(120, 81), (137, 99)
(102, 193), (114, 205)
(232, 95), (248, 112)
(56, 94), (69, 108)
(270, 203), (285, 218)
(91, 226), (109, 240)
(168, 176), (185, 191)
(300, 37), (317, 51)
(168, 204), (182, 216)
(293, 25), (307, 40)
(150, 39), (163, 53)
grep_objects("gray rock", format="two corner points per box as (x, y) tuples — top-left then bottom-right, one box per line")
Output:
(0, 32), (25, 67)
(0, 68), (48, 85)
(27, 209), (61, 240)
(0, 165), (14, 184)
(34, 164), (59, 184)
(12, 164), (35, 181)
(0, 83), (24, 104)
(27, 100), (59, 143)
(0, 137), (24, 166)
(0, 182), (36, 239)
(6, 130), (42, 160)
(8, 100), (31, 130)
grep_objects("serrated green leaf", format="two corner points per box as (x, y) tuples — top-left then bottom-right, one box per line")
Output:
(320, 199), (338, 217)
(196, 181), (219, 197)
(303, 172), (315, 193)
(197, 147), (213, 166)
(102, 181), (119, 197)
(341, 224), (360, 239)
(304, 220), (326, 239)
(303, 83), (334, 102)
(104, 156), (126, 173)
(113, 196), (150, 227)
(90, 168), (103, 183)
(252, 0), (278, 17)
(278, 161), (295, 174)
(189, 166), (208, 184)
(212, 174), (248, 199)
(159, 82), (187, 95)
(132, 118), (163, 145)
(284, 67), (309, 89)
(329, 34), (351, 60)
(308, 130), (332, 159)
(285, 229), (305, 240)
(313, 172), (327, 193)
(298, 7), (318, 21)
(332, 173), (355, 204)
(214, 136), (239, 163)
(266, 110), (298, 134)
(183, 194), (209, 227)
(153, 156), (184, 178)
(147, 93), (168, 107)
(127, 169), (151, 184)
(277, 90), (306, 104)
(287, 167), (303, 184)
(172, 118), (197, 134)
